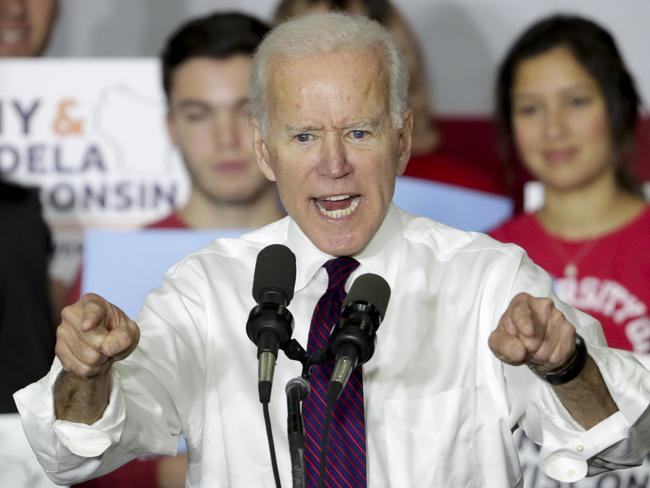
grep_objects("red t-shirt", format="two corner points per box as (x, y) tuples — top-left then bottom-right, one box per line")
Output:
(144, 212), (189, 229)
(403, 151), (506, 195)
(490, 206), (650, 352)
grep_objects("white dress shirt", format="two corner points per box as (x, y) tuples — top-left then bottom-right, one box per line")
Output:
(15, 205), (650, 487)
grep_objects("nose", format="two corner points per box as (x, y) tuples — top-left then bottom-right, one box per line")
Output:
(214, 111), (241, 151)
(317, 134), (351, 179)
(543, 104), (567, 141)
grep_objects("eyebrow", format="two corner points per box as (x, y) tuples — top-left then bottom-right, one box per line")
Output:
(175, 99), (210, 110)
(513, 82), (598, 98)
(285, 124), (324, 132)
(284, 118), (380, 132)
(174, 97), (250, 110)
(343, 118), (380, 130)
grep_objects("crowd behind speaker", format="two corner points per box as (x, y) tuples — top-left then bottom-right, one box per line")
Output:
(0, 1), (648, 487)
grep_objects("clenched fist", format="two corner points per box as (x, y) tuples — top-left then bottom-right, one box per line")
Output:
(488, 292), (576, 373)
(56, 293), (140, 378)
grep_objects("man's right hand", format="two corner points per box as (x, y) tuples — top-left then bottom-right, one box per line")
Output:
(56, 293), (140, 378)
(54, 293), (140, 423)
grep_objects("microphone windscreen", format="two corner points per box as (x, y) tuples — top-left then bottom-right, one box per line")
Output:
(252, 244), (297, 304)
(344, 273), (391, 318)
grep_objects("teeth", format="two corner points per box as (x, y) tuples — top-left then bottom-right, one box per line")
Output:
(323, 194), (351, 201)
(0, 30), (26, 44)
(316, 196), (360, 219)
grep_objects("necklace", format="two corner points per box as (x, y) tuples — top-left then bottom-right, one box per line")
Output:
(545, 234), (602, 278)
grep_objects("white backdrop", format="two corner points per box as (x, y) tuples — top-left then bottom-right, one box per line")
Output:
(45, 0), (650, 115)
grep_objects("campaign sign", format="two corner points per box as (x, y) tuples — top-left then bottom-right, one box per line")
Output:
(0, 59), (190, 283)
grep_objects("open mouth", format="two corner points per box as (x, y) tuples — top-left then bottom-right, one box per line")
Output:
(314, 194), (361, 219)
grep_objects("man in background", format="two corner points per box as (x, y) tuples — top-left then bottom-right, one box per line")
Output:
(66, 12), (281, 300)
(71, 12), (280, 488)
(157, 12), (281, 230)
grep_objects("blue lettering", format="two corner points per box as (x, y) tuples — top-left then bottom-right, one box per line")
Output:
(0, 145), (19, 175)
(47, 183), (76, 211)
(53, 145), (76, 173)
(80, 144), (106, 172)
(27, 144), (47, 173)
(627, 473), (650, 487)
(13, 99), (40, 135)
(82, 183), (107, 210)
(152, 182), (177, 208)
(596, 472), (621, 488)
(113, 181), (132, 210)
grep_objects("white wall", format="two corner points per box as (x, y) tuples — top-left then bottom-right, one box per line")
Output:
(45, 0), (650, 115)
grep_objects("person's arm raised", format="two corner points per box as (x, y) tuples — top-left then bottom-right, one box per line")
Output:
(53, 293), (140, 424)
(488, 292), (618, 429)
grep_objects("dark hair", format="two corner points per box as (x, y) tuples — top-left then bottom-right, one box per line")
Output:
(495, 14), (642, 195)
(161, 12), (270, 99)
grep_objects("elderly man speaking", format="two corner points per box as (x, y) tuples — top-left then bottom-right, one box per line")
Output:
(15, 13), (650, 488)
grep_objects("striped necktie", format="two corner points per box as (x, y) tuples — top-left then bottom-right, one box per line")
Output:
(303, 256), (367, 487)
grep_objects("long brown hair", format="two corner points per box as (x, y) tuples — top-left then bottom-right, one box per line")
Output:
(495, 14), (643, 196)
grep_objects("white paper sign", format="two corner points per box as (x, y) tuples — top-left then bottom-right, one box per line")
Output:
(0, 59), (190, 282)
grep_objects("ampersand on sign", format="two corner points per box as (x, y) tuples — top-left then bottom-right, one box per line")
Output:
(53, 98), (84, 135)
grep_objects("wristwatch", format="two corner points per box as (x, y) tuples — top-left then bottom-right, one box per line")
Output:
(528, 334), (588, 385)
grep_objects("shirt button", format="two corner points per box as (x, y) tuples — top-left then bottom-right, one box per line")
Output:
(576, 445), (584, 453)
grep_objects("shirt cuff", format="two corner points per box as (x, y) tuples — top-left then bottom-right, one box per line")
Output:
(540, 411), (629, 482)
(14, 358), (126, 459)
(537, 344), (650, 482)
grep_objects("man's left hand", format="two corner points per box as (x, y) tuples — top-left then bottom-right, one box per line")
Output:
(489, 292), (576, 372)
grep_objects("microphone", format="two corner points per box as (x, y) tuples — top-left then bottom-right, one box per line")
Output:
(327, 273), (390, 401)
(246, 244), (296, 403)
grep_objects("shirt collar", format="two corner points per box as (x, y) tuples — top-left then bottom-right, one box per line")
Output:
(284, 204), (403, 294)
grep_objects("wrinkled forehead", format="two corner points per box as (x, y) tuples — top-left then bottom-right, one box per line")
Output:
(267, 47), (389, 107)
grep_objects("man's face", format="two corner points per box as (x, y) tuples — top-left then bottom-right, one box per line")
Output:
(167, 55), (272, 205)
(0, 0), (58, 57)
(254, 48), (412, 256)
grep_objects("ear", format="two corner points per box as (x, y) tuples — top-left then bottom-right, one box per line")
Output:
(251, 118), (277, 182)
(395, 109), (413, 176)
(166, 110), (179, 146)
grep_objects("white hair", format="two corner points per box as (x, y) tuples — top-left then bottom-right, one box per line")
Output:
(250, 12), (409, 137)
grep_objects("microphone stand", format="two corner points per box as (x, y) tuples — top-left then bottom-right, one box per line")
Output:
(285, 376), (309, 488)
(281, 340), (331, 488)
